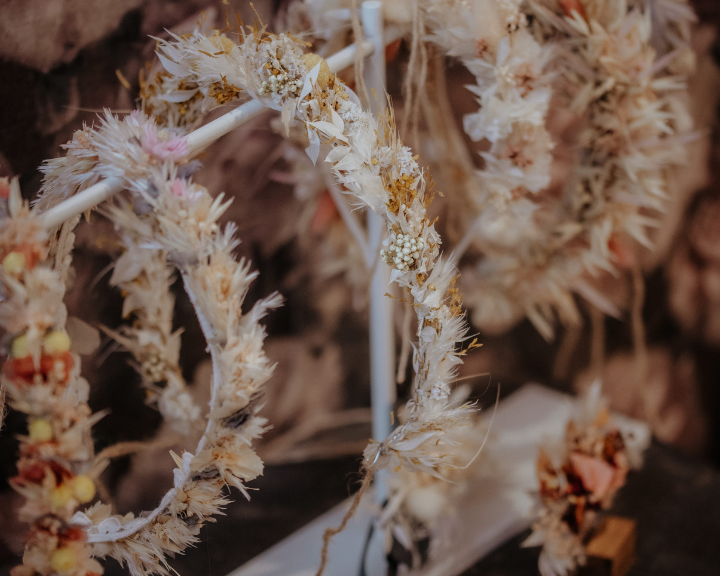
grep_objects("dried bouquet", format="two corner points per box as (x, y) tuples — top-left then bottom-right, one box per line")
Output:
(522, 383), (647, 576)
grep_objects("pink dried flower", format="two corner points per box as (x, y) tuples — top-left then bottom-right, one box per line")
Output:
(569, 453), (617, 499)
(171, 178), (188, 197)
(170, 178), (203, 202)
(141, 125), (188, 162)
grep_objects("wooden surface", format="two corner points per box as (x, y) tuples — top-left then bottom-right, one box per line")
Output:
(582, 516), (636, 576)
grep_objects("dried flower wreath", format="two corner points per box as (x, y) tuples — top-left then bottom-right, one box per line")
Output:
(522, 383), (646, 576)
(1, 15), (476, 576)
(424, 0), (696, 338)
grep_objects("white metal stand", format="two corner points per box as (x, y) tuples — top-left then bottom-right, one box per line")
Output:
(360, 4), (393, 574)
(361, 0), (394, 504)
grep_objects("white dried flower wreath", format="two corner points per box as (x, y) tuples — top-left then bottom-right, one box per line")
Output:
(1, 15), (476, 576)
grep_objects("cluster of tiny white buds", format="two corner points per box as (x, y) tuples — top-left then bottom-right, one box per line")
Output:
(259, 64), (303, 96)
(380, 233), (425, 272)
(142, 349), (168, 383)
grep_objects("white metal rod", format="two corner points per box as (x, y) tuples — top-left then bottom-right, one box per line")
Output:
(37, 25), (405, 231)
(362, 1), (394, 510)
(185, 99), (266, 153)
(40, 177), (125, 229)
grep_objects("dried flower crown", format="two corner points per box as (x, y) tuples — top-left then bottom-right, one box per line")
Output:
(424, 0), (696, 338)
(2, 16), (475, 576)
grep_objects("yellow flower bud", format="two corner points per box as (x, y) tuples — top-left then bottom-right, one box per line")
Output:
(49, 484), (73, 508)
(11, 334), (29, 359)
(43, 331), (71, 355)
(50, 548), (76, 573)
(209, 33), (236, 54)
(300, 53), (332, 89)
(2, 251), (26, 276)
(72, 475), (96, 504)
(28, 419), (53, 442)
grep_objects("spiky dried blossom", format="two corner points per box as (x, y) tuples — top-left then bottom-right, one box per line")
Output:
(378, 388), (485, 571)
(522, 382), (646, 576)
(423, 0), (696, 339)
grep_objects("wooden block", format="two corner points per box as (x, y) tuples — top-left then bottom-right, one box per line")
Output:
(578, 516), (636, 576)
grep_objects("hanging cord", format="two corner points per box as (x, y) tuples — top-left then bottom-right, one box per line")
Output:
(316, 468), (375, 576)
(401, 0), (419, 141)
(631, 263), (649, 383)
(589, 303), (605, 379)
(351, 0), (370, 107)
(401, 0), (427, 149)
(553, 322), (582, 382)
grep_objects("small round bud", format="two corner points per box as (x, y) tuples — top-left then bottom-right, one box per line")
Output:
(43, 331), (71, 356)
(72, 475), (96, 504)
(2, 251), (26, 276)
(50, 484), (73, 508)
(29, 419), (53, 442)
(50, 548), (76, 574)
(11, 334), (30, 359)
